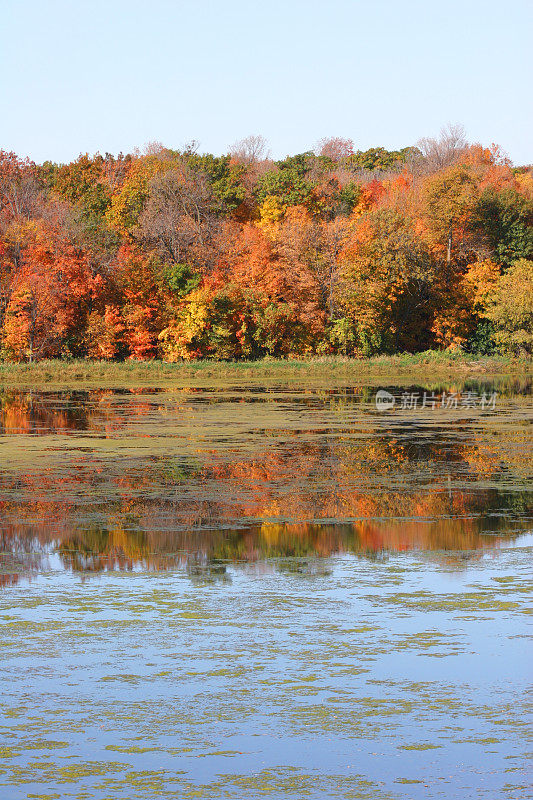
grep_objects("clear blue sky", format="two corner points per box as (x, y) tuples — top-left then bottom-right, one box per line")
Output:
(1, 0), (531, 165)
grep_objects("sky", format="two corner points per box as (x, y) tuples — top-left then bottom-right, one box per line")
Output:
(1, 0), (532, 165)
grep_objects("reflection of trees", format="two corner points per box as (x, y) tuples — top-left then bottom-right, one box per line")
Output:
(0, 531), (49, 587)
(0, 383), (531, 584)
(0, 426), (531, 538)
(0, 388), (173, 435)
(56, 528), (151, 573)
(0, 391), (93, 434)
(1, 459), (531, 537)
(0, 380), (531, 435)
(0, 512), (530, 587)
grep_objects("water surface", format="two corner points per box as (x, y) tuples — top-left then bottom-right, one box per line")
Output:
(0, 380), (531, 799)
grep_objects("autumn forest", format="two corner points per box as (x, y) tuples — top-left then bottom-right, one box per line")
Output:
(1, 127), (532, 363)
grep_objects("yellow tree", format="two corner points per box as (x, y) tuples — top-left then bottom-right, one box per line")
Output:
(484, 259), (533, 354)
(338, 208), (436, 353)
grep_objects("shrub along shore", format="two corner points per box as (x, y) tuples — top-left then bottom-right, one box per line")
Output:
(0, 352), (530, 389)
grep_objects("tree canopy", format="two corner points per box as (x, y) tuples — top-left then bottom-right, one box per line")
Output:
(1, 132), (531, 361)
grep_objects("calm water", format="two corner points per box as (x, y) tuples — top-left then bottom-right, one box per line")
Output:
(0, 380), (532, 799)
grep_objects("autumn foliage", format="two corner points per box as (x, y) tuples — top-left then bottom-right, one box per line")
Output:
(0, 130), (531, 361)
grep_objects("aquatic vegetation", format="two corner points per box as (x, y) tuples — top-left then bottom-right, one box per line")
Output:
(0, 353), (531, 390)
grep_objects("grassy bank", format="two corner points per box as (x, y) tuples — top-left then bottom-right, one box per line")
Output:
(0, 351), (531, 389)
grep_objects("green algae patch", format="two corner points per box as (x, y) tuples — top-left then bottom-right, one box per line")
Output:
(399, 743), (443, 750)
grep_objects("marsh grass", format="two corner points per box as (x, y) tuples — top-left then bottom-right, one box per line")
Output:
(0, 351), (530, 388)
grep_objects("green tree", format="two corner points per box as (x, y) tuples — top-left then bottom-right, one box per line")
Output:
(476, 188), (533, 268)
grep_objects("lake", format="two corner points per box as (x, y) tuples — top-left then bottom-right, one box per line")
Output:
(0, 378), (531, 799)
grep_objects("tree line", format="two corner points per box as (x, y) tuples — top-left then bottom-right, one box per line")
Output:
(0, 126), (531, 362)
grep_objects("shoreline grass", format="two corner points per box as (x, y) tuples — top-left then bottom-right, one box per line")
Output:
(0, 351), (531, 389)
